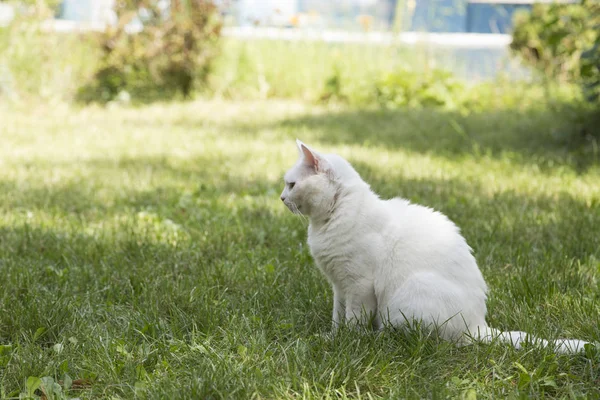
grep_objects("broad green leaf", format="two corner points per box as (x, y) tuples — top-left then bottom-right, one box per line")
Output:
(518, 372), (531, 389)
(33, 327), (46, 342)
(463, 388), (477, 400)
(26, 376), (42, 397)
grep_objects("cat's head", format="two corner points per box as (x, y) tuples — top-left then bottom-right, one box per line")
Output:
(280, 140), (362, 219)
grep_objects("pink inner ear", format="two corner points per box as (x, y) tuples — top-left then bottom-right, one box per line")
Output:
(300, 143), (330, 174)
(301, 144), (318, 169)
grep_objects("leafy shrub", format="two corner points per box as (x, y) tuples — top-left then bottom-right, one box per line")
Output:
(319, 64), (346, 103)
(79, 0), (222, 103)
(209, 40), (419, 101)
(510, 1), (600, 101)
(374, 68), (464, 109)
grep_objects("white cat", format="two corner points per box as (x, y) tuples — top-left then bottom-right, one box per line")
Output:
(281, 139), (589, 354)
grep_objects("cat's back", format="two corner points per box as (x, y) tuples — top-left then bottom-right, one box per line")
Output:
(382, 197), (474, 263)
(385, 198), (461, 236)
(309, 195), (466, 252)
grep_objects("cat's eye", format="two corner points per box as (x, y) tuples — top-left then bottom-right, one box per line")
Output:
(288, 182), (296, 189)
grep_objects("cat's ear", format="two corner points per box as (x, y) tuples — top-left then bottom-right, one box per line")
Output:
(296, 139), (330, 173)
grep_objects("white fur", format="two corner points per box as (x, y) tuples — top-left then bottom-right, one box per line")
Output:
(281, 140), (589, 354)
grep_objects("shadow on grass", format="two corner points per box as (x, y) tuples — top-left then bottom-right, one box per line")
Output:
(267, 105), (600, 173)
(0, 154), (597, 271)
(0, 154), (276, 215)
(1, 152), (598, 301)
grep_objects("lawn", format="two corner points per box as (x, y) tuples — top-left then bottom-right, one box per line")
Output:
(0, 99), (599, 398)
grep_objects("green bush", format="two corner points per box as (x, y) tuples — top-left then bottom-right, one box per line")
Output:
(319, 64), (345, 103)
(209, 40), (419, 101)
(316, 64), (468, 111)
(510, 1), (600, 102)
(209, 40), (568, 113)
(79, 0), (222, 103)
(374, 68), (464, 109)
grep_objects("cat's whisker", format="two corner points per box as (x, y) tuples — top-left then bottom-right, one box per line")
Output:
(291, 203), (308, 224)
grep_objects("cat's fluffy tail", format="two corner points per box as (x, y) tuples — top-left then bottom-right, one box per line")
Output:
(470, 326), (589, 354)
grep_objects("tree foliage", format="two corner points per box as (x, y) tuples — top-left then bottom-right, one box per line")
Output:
(511, 1), (600, 102)
(79, 0), (222, 103)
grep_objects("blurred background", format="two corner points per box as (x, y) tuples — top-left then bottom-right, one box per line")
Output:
(0, 0), (598, 110)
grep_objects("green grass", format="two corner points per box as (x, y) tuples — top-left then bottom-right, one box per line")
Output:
(0, 98), (599, 399)
(209, 39), (418, 101)
(0, 21), (99, 103)
(208, 39), (537, 106)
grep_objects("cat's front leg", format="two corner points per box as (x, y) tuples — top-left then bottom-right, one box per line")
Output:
(345, 284), (377, 329)
(332, 285), (346, 331)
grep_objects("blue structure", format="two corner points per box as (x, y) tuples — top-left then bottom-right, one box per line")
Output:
(56, 0), (115, 23)
(466, 2), (532, 33)
(53, 0), (567, 35)
(56, 0), (93, 20)
(411, 0), (535, 33)
(411, 0), (577, 34)
(411, 0), (467, 32)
